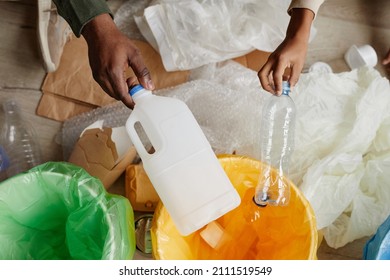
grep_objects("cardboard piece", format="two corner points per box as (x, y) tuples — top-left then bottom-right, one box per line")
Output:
(233, 50), (270, 71)
(36, 91), (97, 121)
(125, 164), (160, 212)
(67, 122), (137, 189)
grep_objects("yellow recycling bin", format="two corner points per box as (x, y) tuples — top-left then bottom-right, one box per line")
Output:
(151, 154), (318, 260)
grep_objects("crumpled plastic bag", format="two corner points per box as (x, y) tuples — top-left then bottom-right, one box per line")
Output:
(291, 67), (390, 248)
(0, 162), (136, 260)
(133, 0), (316, 71)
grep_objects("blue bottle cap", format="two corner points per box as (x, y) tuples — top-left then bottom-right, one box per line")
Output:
(129, 84), (145, 97)
(282, 81), (290, 95)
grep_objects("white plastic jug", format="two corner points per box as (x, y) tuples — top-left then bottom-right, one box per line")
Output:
(126, 85), (241, 236)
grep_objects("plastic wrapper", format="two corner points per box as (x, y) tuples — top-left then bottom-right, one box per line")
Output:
(132, 0), (316, 71)
(292, 67), (390, 248)
(0, 162), (135, 260)
(151, 154), (318, 260)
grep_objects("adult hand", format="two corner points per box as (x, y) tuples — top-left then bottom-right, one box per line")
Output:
(258, 36), (308, 95)
(258, 8), (314, 95)
(82, 14), (154, 109)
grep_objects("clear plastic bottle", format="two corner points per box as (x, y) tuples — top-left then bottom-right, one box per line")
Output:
(126, 85), (241, 236)
(0, 99), (42, 179)
(254, 81), (296, 206)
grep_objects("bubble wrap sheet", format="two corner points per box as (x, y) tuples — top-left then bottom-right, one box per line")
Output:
(114, 0), (151, 42)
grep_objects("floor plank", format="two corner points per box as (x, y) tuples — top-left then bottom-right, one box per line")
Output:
(317, 236), (370, 260)
(319, 0), (390, 29)
(0, 88), (63, 162)
(0, 0), (46, 90)
(308, 4), (390, 79)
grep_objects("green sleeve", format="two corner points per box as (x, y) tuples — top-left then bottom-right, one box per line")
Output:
(52, 0), (113, 37)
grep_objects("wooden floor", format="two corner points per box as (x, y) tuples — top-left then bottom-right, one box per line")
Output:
(0, 0), (389, 260)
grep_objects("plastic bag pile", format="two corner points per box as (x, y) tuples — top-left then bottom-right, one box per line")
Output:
(292, 67), (390, 248)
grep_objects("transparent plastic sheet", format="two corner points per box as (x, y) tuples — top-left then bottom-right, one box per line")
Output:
(0, 162), (136, 260)
(151, 154), (318, 260)
(133, 0), (317, 71)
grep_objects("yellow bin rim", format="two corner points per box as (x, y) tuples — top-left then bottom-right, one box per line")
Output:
(151, 154), (318, 260)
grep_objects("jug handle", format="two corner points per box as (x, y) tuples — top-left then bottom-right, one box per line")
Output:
(126, 115), (151, 160)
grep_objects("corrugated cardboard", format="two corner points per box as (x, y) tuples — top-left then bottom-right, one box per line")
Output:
(68, 125), (137, 189)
